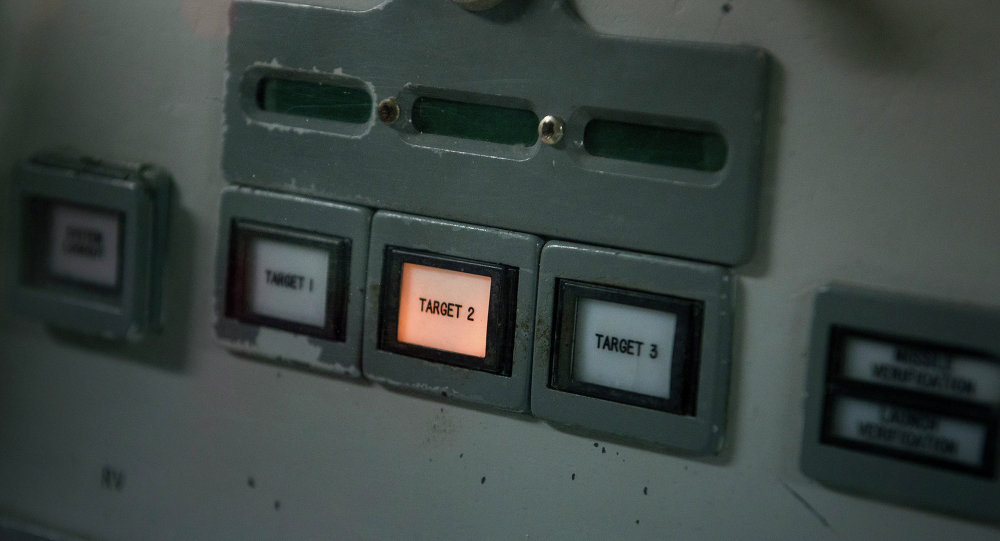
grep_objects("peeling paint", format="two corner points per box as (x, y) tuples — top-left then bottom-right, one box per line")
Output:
(367, 374), (486, 403)
(255, 327), (324, 362)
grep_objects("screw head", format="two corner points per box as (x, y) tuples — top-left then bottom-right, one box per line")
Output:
(377, 98), (400, 124)
(538, 115), (565, 145)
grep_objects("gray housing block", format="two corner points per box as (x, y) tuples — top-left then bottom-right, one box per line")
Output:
(10, 153), (172, 341)
(801, 284), (1000, 522)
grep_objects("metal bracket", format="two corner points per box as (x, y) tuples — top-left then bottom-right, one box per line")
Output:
(224, 0), (770, 265)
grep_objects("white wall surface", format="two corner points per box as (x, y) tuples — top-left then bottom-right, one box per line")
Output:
(1, 0), (998, 539)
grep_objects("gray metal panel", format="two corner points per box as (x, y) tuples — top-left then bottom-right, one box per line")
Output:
(214, 185), (372, 377)
(6, 0), (1000, 538)
(9, 155), (171, 341)
(223, 0), (769, 265)
(363, 211), (542, 412)
(801, 284), (1000, 522)
(531, 241), (733, 454)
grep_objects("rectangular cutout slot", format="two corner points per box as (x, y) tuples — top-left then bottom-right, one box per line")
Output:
(583, 119), (726, 172)
(256, 77), (372, 125)
(410, 97), (539, 146)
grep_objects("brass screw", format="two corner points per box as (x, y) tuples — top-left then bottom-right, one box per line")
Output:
(377, 98), (400, 124)
(538, 115), (565, 145)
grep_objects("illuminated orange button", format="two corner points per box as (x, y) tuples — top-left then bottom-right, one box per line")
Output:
(396, 262), (492, 357)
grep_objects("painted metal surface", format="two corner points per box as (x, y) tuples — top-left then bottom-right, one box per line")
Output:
(223, 0), (769, 265)
(1, 0), (1000, 539)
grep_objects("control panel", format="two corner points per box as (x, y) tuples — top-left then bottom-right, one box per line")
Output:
(223, 0), (770, 265)
(2, 0), (999, 539)
(212, 0), (765, 448)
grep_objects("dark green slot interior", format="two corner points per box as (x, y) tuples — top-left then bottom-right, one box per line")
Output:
(583, 119), (727, 172)
(256, 77), (372, 124)
(411, 98), (539, 146)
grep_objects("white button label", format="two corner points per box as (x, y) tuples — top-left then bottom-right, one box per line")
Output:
(572, 297), (678, 399)
(396, 262), (493, 358)
(48, 203), (121, 288)
(248, 238), (329, 327)
(829, 396), (988, 469)
(841, 335), (1000, 406)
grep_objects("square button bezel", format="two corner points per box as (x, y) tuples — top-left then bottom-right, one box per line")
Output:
(530, 241), (733, 455)
(214, 186), (371, 377)
(362, 211), (542, 413)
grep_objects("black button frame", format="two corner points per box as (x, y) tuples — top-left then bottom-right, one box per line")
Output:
(22, 197), (126, 302)
(378, 247), (518, 376)
(226, 220), (350, 342)
(549, 280), (703, 415)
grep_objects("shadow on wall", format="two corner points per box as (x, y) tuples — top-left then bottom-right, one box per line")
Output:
(806, 0), (940, 73)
